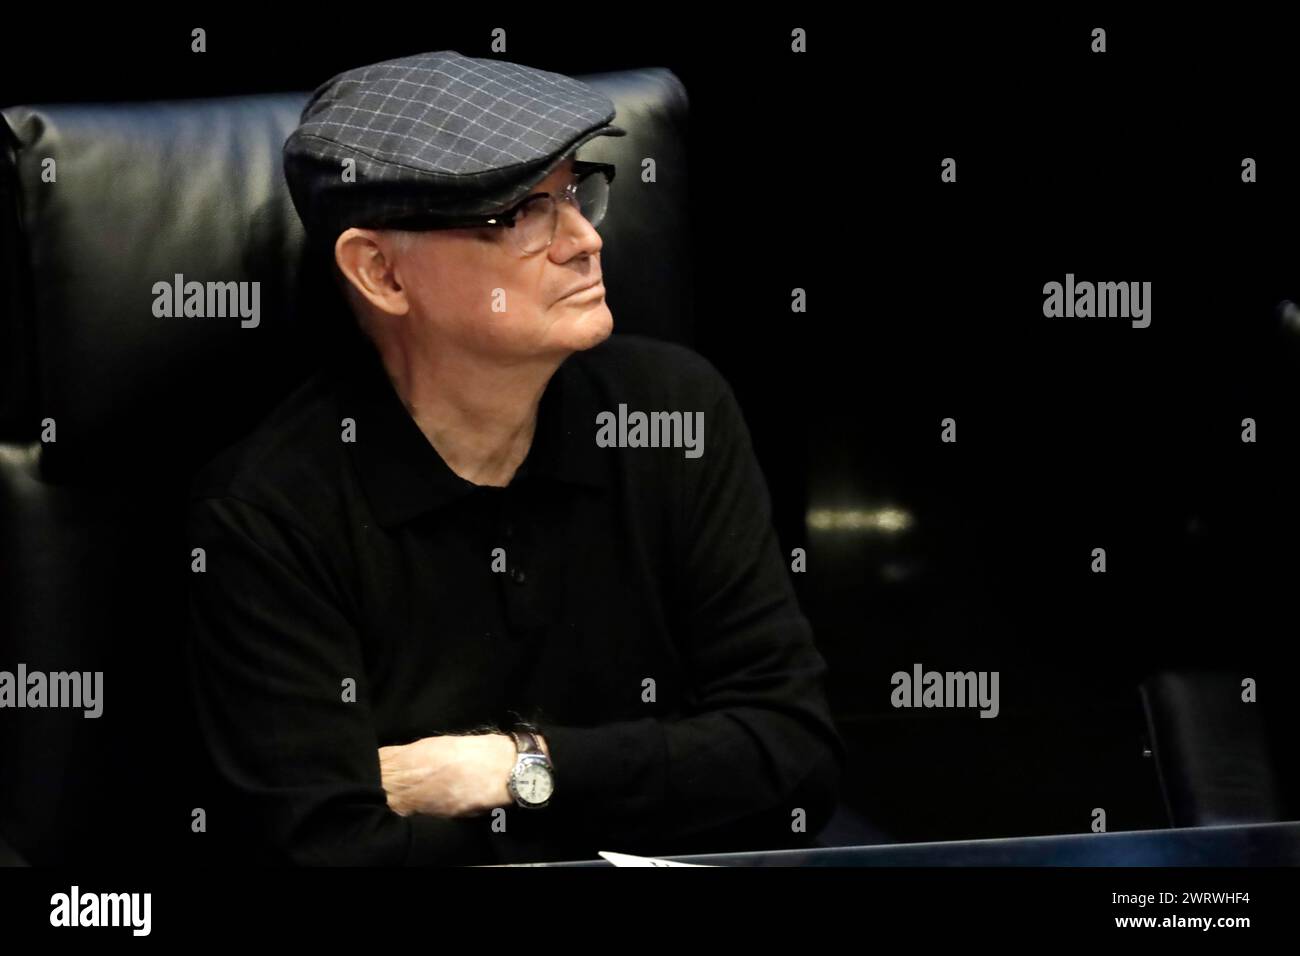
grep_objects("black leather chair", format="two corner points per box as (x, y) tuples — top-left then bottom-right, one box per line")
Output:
(1141, 669), (1288, 826)
(0, 65), (691, 865)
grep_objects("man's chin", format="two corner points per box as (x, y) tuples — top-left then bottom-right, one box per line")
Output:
(566, 305), (614, 350)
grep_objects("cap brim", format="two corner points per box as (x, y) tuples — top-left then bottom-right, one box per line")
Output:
(373, 123), (630, 226)
(500, 124), (626, 207)
(566, 123), (627, 150)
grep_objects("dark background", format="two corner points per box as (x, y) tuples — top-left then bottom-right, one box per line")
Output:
(4, 10), (1298, 849)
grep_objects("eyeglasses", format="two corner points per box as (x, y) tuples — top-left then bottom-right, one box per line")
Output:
(383, 160), (616, 255)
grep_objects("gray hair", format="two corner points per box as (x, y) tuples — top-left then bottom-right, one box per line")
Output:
(383, 228), (418, 256)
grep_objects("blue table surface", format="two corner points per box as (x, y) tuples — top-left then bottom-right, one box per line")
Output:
(500, 820), (1300, 866)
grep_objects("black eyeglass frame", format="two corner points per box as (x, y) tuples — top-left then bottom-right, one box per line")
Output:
(373, 160), (617, 236)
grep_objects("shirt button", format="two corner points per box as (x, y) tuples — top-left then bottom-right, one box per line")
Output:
(511, 567), (527, 585)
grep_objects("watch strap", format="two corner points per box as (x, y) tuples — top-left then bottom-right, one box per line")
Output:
(510, 728), (543, 756)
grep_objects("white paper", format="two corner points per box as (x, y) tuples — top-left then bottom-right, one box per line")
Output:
(598, 850), (713, 867)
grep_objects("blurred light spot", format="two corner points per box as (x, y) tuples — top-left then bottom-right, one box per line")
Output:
(807, 506), (914, 533)
(879, 560), (919, 583)
(1278, 300), (1300, 333)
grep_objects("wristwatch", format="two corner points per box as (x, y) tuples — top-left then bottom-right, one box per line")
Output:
(506, 723), (555, 808)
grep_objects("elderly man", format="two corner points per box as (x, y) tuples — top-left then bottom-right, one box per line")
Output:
(185, 50), (845, 865)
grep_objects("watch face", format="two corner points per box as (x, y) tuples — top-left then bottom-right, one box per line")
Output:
(514, 762), (554, 804)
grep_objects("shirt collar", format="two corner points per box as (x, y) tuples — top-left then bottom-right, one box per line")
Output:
(335, 333), (608, 529)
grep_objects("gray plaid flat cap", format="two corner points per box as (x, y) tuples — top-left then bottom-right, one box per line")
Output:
(283, 49), (626, 245)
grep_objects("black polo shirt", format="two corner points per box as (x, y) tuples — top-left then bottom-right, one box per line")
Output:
(184, 327), (845, 866)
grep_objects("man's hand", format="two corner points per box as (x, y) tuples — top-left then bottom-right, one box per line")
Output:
(379, 732), (518, 818)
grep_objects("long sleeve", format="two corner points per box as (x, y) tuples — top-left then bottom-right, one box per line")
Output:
(184, 494), (489, 866)
(534, 374), (847, 852)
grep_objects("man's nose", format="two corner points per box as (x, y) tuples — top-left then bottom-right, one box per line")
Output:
(551, 200), (603, 258)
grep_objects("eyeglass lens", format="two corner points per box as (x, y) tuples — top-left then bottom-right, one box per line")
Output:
(509, 172), (609, 253)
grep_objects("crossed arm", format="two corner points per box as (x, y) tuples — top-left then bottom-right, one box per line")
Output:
(377, 731), (550, 818)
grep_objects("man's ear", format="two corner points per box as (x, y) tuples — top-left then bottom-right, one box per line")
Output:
(334, 227), (410, 318)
